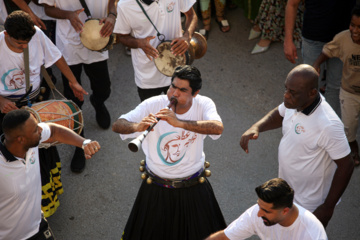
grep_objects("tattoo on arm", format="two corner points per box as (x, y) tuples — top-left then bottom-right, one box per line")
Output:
(181, 120), (223, 135)
(112, 119), (138, 134)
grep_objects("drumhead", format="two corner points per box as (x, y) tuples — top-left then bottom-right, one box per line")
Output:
(80, 19), (110, 51)
(154, 41), (189, 77)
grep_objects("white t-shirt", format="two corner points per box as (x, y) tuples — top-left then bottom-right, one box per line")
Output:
(29, 2), (54, 21)
(0, 123), (51, 240)
(0, 1), (7, 24)
(0, 27), (61, 98)
(224, 203), (328, 240)
(278, 96), (350, 212)
(119, 95), (222, 178)
(38, 0), (109, 65)
(114, 0), (195, 89)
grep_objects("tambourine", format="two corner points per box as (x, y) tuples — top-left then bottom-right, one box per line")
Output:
(154, 41), (195, 77)
(154, 32), (207, 77)
(80, 19), (114, 52)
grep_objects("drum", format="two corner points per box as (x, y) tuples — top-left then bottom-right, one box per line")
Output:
(25, 100), (83, 147)
(154, 41), (195, 77)
(80, 19), (114, 52)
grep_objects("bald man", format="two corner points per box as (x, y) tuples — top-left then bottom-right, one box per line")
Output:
(240, 64), (354, 228)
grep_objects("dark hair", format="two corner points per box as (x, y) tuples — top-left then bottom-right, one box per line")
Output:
(351, 5), (360, 18)
(2, 109), (31, 134)
(255, 178), (294, 209)
(4, 11), (36, 41)
(171, 65), (202, 95)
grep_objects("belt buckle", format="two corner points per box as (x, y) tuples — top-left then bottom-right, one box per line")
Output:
(172, 180), (183, 188)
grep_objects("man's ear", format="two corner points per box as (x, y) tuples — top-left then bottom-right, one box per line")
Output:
(17, 136), (25, 144)
(282, 207), (290, 216)
(192, 90), (200, 97)
(309, 88), (318, 97)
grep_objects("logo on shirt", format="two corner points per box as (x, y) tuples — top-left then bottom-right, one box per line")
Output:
(166, 2), (175, 12)
(157, 130), (197, 165)
(294, 123), (305, 134)
(29, 151), (36, 164)
(348, 55), (360, 67)
(1, 68), (26, 92)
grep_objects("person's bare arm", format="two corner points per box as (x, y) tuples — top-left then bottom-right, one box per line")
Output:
(117, 33), (159, 60)
(44, 4), (85, 33)
(54, 56), (88, 101)
(313, 53), (330, 74)
(171, 7), (197, 56)
(284, 0), (301, 63)
(44, 123), (100, 159)
(240, 107), (283, 153)
(313, 154), (354, 228)
(12, 0), (46, 29)
(112, 114), (159, 134)
(0, 96), (18, 113)
(155, 108), (223, 135)
(99, 0), (117, 37)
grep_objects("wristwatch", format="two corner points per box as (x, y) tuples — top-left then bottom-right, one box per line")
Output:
(82, 139), (92, 149)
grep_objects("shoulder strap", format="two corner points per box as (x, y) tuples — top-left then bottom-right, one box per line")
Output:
(79, 0), (92, 18)
(135, 0), (165, 42)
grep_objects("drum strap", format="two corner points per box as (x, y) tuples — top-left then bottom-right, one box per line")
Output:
(41, 66), (56, 90)
(23, 47), (32, 107)
(79, 0), (92, 18)
(135, 0), (165, 42)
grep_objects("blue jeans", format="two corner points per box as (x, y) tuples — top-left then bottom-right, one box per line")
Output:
(302, 37), (343, 116)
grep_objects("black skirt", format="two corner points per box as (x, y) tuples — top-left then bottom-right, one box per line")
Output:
(122, 178), (226, 240)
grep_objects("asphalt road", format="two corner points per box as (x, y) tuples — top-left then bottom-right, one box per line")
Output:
(47, 6), (360, 240)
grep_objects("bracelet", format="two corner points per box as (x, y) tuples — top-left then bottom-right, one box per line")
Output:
(108, 12), (117, 18)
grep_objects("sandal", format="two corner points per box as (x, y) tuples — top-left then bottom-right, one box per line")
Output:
(216, 18), (230, 33)
(199, 28), (210, 40)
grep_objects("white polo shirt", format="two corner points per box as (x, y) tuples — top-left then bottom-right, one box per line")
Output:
(0, 123), (51, 240)
(114, 0), (195, 89)
(278, 95), (350, 212)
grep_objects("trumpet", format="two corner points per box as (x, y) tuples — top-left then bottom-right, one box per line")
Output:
(128, 97), (178, 152)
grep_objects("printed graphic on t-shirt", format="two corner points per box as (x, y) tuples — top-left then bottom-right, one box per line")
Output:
(348, 54), (360, 67)
(1, 68), (26, 92)
(166, 1), (175, 12)
(157, 130), (197, 165)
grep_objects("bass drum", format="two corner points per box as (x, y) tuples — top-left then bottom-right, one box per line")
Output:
(25, 100), (83, 148)
(154, 41), (195, 77)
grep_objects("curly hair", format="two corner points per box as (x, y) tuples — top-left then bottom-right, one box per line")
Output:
(4, 10), (36, 41)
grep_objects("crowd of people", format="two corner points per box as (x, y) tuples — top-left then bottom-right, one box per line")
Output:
(0, 0), (359, 239)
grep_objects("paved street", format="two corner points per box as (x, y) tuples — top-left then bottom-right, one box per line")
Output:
(47, 6), (360, 240)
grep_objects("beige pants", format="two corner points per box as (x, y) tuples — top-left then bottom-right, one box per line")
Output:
(339, 87), (360, 142)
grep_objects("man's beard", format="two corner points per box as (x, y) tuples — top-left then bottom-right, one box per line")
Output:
(261, 217), (277, 227)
